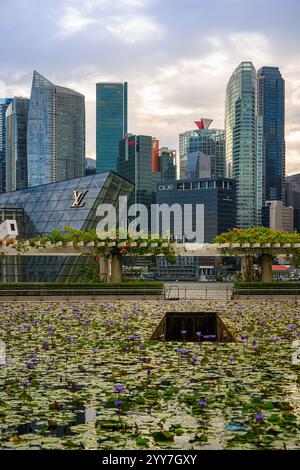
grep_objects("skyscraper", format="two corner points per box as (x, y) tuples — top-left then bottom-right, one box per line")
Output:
(6, 97), (30, 192)
(225, 62), (257, 228)
(119, 134), (153, 212)
(159, 147), (177, 180)
(96, 82), (128, 173)
(257, 67), (285, 208)
(179, 120), (225, 179)
(286, 174), (300, 231)
(0, 98), (13, 192)
(27, 71), (85, 187)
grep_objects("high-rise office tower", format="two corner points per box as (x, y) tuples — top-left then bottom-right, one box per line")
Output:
(152, 138), (160, 172)
(96, 82), (128, 173)
(0, 98), (13, 192)
(179, 120), (225, 179)
(225, 62), (257, 228)
(27, 71), (85, 187)
(286, 174), (300, 231)
(159, 147), (177, 180)
(257, 67), (285, 211)
(6, 97), (30, 192)
(119, 134), (153, 212)
(85, 157), (96, 176)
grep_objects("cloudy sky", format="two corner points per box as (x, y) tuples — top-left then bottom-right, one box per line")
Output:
(1, 0), (300, 174)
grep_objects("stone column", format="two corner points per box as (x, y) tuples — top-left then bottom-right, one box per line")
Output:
(99, 256), (109, 282)
(111, 254), (123, 283)
(241, 256), (253, 281)
(261, 254), (273, 283)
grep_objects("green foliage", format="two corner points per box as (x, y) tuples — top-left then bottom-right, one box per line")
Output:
(235, 282), (300, 288)
(214, 226), (300, 245)
(14, 226), (176, 263)
(234, 282), (300, 296)
(0, 282), (163, 290)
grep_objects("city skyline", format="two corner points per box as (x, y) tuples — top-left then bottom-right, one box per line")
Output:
(1, 0), (300, 174)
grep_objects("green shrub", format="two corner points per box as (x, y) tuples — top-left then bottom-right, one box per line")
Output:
(0, 282), (163, 291)
(234, 282), (300, 296)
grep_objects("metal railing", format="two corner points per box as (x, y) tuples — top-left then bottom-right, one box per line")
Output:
(164, 285), (233, 300)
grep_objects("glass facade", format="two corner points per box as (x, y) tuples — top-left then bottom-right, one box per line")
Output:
(185, 151), (211, 179)
(119, 135), (154, 212)
(27, 71), (85, 187)
(96, 82), (128, 173)
(159, 147), (177, 180)
(0, 172), (133, 282)
(179, 128), (225, 179)
(286, 174), (300, 231)
(6, 98), (30, 192)
(156, 177), (236, 242)
(257, 67), (285, 207)
(0, 98), (13, 193)
(225, 62), (257, 228)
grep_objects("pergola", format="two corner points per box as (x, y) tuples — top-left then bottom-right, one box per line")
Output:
(0, 240), (298, 282)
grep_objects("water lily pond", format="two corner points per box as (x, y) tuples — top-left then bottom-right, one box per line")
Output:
(0, 300), (299, 450)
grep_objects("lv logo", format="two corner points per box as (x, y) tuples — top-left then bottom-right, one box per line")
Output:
(72, 190), (88, 208)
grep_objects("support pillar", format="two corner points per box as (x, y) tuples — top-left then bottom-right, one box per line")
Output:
(261, 255), (273, 283)
(111, 254), (123, 283)
(99, 256), (109, 282)
(241, 256), (253, 281)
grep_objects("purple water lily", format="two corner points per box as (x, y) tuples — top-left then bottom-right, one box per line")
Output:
(198, 400), (207, 408)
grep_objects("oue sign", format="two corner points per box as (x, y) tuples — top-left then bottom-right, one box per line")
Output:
(72, 190), (88, 208)
(158, 184), (174, 191)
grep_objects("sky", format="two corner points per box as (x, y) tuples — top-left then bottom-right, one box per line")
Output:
(1, 0), (300, 174)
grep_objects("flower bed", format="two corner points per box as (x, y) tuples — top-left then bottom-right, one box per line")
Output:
(0, 300), (299, 450)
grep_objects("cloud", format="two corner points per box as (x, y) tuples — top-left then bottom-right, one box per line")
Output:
(106, 14), (164, 43)
(229, 32), (273, 64)
(57, 0), (163, 43)
(58, 6), (96, 35)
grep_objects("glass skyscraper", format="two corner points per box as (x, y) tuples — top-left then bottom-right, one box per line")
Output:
(6, 97), (30, 192)
(96, 82), (128, 173)
(179, 123), (225, 179)
(257, 67), (285, 207)
(119, 134), (154, 212)
(225, 62), (257, 228)
(27, 71), (85, 187)
(0, 98), (13, 193)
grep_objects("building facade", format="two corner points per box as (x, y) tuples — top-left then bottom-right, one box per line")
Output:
(257, 67), (285, 209)
(0, 172), (133, 282)
(6, 98), (30, 192)
(27, 71), (85, 187)
(96, 82), (128, 173)
(85, 157), (96, 176)
(286, 174), (300, 231)
(119, 134), (155, 212)
(156, 177), (236, 280)
(179, 120), (225, 179)
(159, 147), (177, 180)
(185, 151), (211, 179)
(262, 200), (294, 232)
(0, 98), (13, 193)
(225, 62), (257, 228)
(156, 177), (236, 242)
